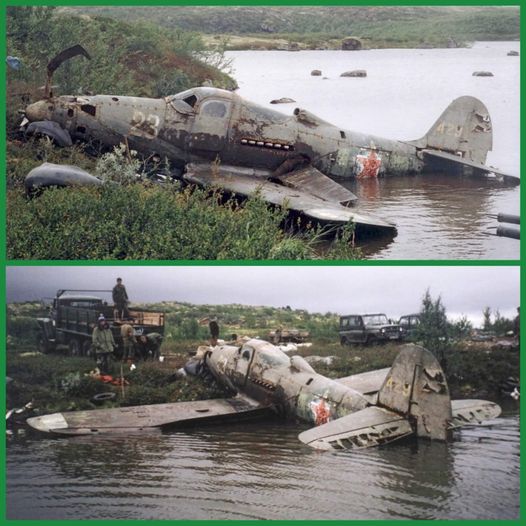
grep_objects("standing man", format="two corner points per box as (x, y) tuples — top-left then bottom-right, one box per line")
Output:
(112, 277), (129, 321)
(92, 315), (116, 374)
(120, 322), (136, 363)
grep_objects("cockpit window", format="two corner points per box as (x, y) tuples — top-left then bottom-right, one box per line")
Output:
(257, 348), (290, 367)
(184, 95), (197, 108)
(241, 345), (254, 360)
(201, 100), (229, 118)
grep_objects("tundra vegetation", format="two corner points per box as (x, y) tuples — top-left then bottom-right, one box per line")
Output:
(6, 7), (360, 260)
(7, 295), (519, 417)
(63, 6), (520, 50)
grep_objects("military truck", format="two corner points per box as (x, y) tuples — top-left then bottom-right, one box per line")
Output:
(36, 289), (165, 356)
(339, 313), (402, 345)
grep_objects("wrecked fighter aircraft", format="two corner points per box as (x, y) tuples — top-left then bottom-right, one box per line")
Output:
(22, 45), (519, 233)
(27, 342), (501, 450)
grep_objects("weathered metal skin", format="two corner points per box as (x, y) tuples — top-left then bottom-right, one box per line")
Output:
(24, 87), (517, 183)
(26, 339), (501, 450)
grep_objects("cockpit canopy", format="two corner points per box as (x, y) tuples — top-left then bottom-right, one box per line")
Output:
(166, 87), (235, 115)
(241, 339), (291, 367)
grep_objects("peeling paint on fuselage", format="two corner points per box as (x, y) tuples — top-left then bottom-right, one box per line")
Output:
(205, 339), (370, 426)
(27, 87), (426, 180)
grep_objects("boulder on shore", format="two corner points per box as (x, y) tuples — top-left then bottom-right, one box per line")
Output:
(507, 50), (519, 56)
(311, 69), (322, 76)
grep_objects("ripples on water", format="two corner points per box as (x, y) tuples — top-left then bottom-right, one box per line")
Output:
(226, 43), (520, 259)
(6, 412), (519, 520)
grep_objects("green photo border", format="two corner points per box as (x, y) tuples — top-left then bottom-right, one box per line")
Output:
(1, 1), (523, 524)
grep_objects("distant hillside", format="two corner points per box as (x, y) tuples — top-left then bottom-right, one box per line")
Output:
(61, 6), (520, 48)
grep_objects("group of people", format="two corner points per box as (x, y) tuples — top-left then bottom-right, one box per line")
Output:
(91, 278), (163, 373)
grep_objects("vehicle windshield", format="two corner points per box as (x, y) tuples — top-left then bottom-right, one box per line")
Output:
(362, 314), (389, 325)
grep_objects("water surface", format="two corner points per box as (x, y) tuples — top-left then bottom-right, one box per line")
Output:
(6, 409), (519, 520)
(227, 42), (520, 259)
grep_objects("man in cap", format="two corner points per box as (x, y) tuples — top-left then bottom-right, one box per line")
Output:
(92, 315), (116, 374)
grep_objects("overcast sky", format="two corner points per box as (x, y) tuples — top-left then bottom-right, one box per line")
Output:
(6, 266), (519, 326)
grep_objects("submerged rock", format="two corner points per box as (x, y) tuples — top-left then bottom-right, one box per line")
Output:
(472, 71), (494, 77)
(507, 50), (519, 56)
(340, 70), (367, 77)
(311, 69), (322, 76)
(270, 97), (296, 104)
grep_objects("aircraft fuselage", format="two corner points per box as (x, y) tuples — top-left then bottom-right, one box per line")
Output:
(25, 88), (424, 179)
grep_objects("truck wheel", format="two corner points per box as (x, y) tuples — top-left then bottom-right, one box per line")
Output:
(37, 334), (51, 354)
(69, 338), (81, 356)
(82, 340), (93, 357)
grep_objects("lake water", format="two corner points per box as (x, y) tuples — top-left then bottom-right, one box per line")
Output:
(226, 42), (520, 259)
(6, 406), (519, 520)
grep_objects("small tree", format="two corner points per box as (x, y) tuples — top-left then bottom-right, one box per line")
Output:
(416, 289), (450, 365)
(449, 315), (473, 340)
(482, 307), (492, 332)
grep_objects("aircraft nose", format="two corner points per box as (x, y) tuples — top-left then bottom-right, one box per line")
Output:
(25, 100), (53, 122)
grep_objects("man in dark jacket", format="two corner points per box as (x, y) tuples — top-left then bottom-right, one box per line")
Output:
(112, 277), (129, 321)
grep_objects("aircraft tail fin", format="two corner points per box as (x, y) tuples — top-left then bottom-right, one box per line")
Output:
(410, 96), (493, 164)
(377, 344), (452, 441)
(299, 345), (502, 450)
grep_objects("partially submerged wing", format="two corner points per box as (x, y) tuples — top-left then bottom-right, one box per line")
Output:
(26, 394), (271, 436)
(298, 406), (413, 450)
(275, 166), (357, 205)
(335, 367), (390, 395)
(184, 163), (396, 232)
(422, 149), (520, 185)
(449, 399), (502, 429)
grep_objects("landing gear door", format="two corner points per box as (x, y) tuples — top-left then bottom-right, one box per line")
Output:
(188, 99), (232, 154)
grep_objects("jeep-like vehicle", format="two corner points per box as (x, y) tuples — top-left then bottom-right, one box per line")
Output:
(339, 313), (402, 345)
(398, 314), (421, 340)
(36, 289), (165, 356)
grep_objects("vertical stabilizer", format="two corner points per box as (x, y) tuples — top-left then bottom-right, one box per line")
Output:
(377, 345), (452, 441)
(410, 96), (493, 164)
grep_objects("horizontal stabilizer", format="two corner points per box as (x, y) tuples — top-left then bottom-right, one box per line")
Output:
(26, 394), (268, 436)
(449, 399), (502, 429)
(422, 149), (520, 185)
(184, 163), (396, 232)
(298, 406), (413, 450)
(335, 367), (390, 395)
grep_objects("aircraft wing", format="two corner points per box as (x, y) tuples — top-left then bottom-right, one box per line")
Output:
(421, 149), (520, 185)
(26, 394), (272, 436)
(184, 163), (396, 232)
(449, 399), (502, 429)
(298, 406), (414, 450)
(335, 367), (390, 395)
